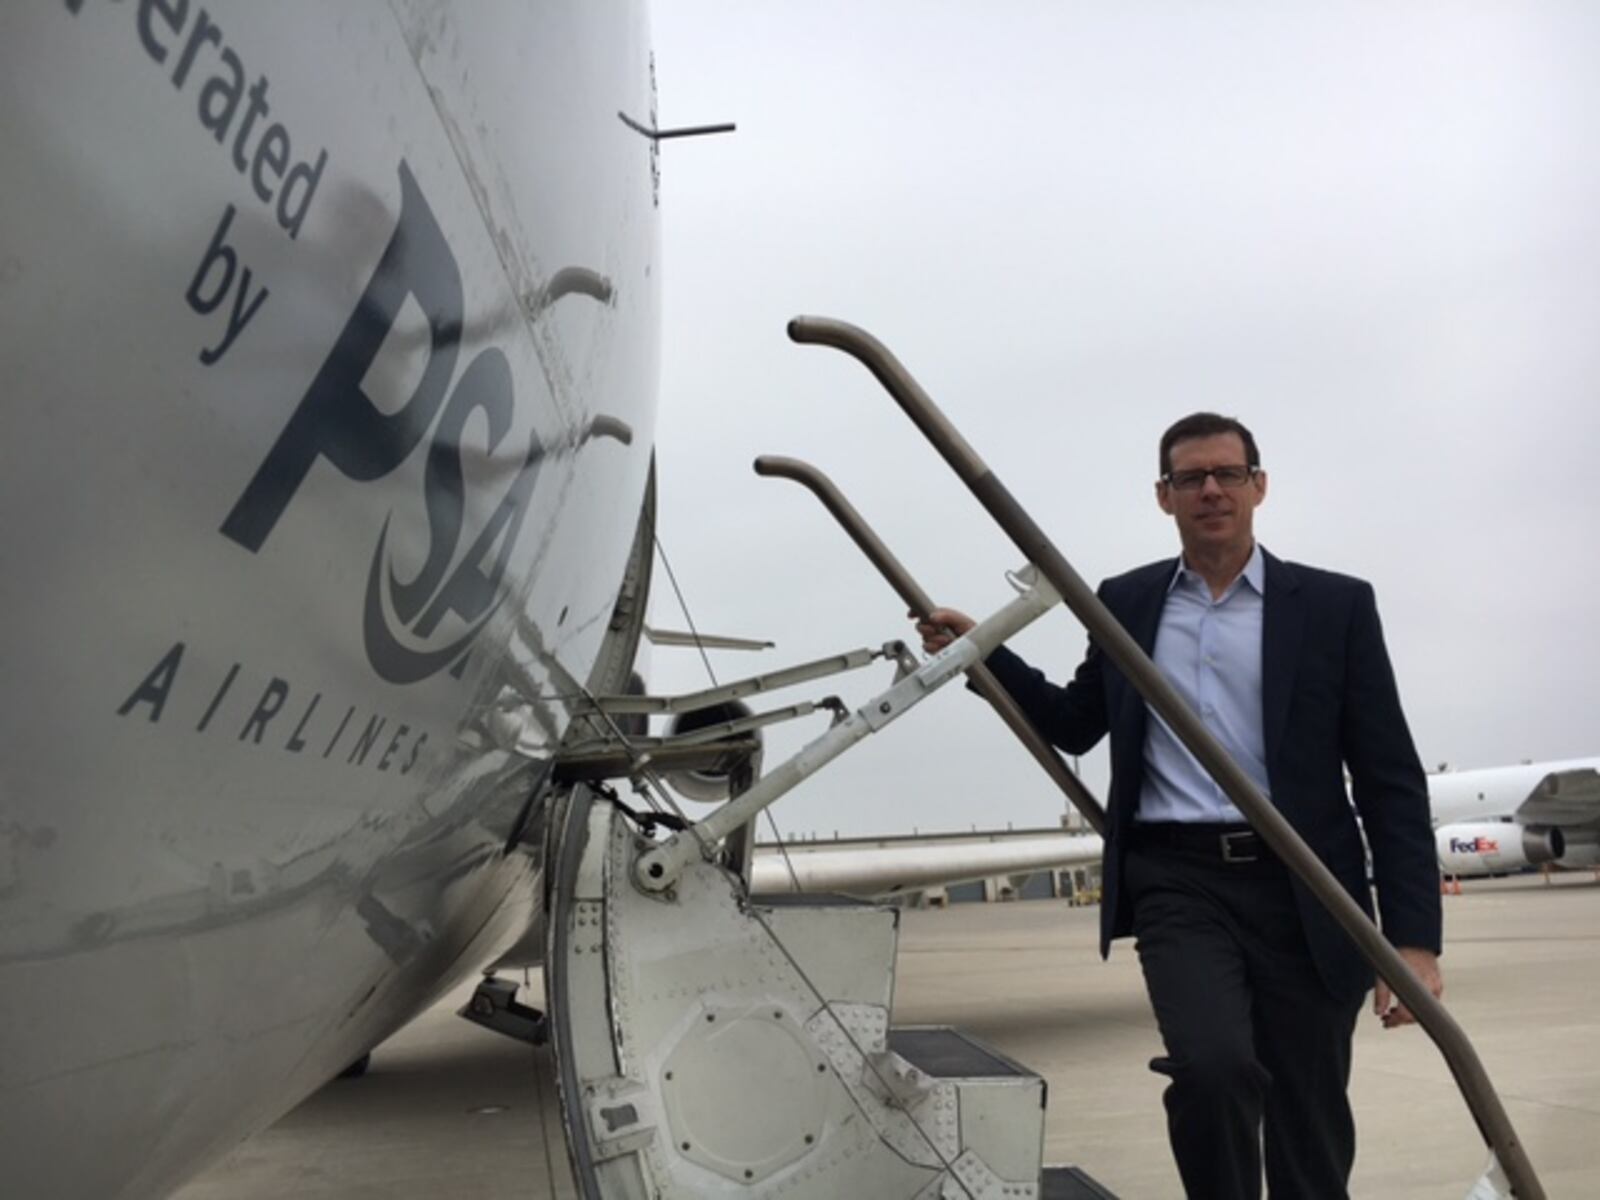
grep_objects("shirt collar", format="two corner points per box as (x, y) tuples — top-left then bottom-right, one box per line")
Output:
(1168, 541), (1266, 598)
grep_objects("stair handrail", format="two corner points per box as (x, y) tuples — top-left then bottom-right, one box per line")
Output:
(752, 454), (1105, 837)
(788, 313), (1542, 1200)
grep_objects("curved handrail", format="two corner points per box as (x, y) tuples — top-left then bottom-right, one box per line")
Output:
(787, 313), (1541, 1200)
(752, 454), (1105, 836)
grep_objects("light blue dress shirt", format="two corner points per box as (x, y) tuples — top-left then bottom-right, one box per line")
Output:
(1136, 542), (1270, 824)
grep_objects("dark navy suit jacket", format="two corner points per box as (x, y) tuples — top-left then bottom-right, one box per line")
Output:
(985, 549), (1441, 1001)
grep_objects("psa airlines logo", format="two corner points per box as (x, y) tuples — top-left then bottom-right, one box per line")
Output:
(222, 164), (544, 685)
(1449, 836), (1499, 855)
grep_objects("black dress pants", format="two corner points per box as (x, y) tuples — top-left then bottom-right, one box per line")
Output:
(1124, 833), (1363, 1200)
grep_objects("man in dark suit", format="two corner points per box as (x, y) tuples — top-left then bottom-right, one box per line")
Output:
(917, 412), (1443, 1199)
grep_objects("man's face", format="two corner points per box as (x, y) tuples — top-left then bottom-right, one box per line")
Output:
(1156, 432), (1267, 555)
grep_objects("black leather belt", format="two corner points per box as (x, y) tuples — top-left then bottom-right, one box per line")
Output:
(1131, 822), (1270, 864)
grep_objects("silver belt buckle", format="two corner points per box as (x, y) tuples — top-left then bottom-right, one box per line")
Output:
(1220, 830), (1258, 863)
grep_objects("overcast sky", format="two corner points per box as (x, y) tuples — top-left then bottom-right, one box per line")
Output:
(642, 2), (1600, 840)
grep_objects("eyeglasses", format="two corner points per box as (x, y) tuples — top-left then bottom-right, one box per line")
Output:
(1161, 465), (1259, 491)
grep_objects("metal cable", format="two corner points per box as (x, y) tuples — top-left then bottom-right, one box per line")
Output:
(742, 902), (978, 1197)
(652, 533), (719, 688)
(652, 532), (803, 892)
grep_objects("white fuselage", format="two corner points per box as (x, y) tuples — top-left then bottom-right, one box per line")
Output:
(750, 833), (1104, 898)
(1428, 757), (1600, 828)
(0, 4), (657, 1197)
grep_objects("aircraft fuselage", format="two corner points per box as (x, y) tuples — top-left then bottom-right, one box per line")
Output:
(0, 4), (658, 1196)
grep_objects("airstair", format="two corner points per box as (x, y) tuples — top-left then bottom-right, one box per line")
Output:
(543, 782), (1115, 1198)
(518, 316), (1537, 1199)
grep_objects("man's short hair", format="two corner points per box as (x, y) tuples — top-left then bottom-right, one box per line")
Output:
(1159, 412), (1261, 477)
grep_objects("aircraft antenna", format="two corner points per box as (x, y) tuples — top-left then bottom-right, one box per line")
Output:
(617, 111), (736, 141)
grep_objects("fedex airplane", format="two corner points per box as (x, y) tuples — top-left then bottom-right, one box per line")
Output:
(0, 5), (1115, 1198)
(1430, 757), (1600, 878)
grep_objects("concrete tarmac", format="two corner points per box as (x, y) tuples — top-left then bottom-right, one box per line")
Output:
(176, 873), (1600, 1199)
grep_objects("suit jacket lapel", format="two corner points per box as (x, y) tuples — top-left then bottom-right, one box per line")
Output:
(1127, 572), (1167, 657)
(1109, 562), (1171, 727)
(1100, 563), (1170, 832)
(1261, 550), (1304, 775)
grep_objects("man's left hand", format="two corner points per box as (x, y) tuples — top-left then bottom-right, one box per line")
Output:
(1374, 947), (1444, 1029)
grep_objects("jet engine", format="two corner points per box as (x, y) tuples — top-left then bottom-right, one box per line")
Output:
(1554, 827), (1600, 868)
(1436, 823), (1565, 876)
(663, 700), (763, 802)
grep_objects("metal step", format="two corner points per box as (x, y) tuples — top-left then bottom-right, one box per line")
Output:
(748, 891), (877, 908)
(876, 1025), (1047, 1195)
(888, 1026), (1033, 1079)
(1041, 1165), (1120, 1199)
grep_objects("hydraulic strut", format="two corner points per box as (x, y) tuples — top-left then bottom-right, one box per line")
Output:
(633, 571), (1062, 892)
(786, 314), (1540, 1200)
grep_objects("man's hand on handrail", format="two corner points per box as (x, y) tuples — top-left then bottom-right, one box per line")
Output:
(1377, 947), (1445, 1029)
(912, 607), (975, 654)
